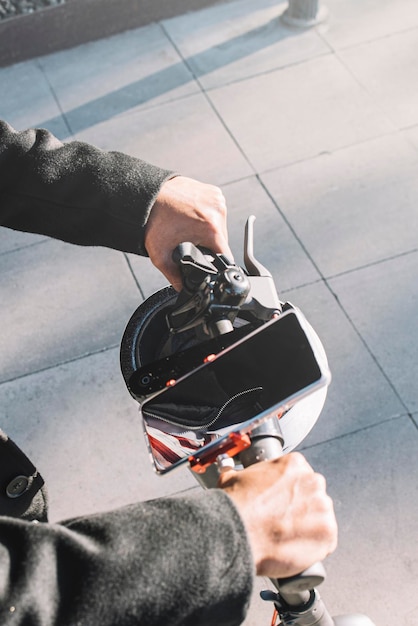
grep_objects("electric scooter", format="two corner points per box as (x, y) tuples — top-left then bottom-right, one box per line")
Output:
(120, 216), (376, 626)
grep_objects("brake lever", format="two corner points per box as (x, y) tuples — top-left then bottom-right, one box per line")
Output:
(244, 214), (271, 277)
(241, 215), (282, 320)
(167, 216), (282, 338)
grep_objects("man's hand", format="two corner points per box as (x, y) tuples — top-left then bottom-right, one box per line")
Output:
(219, 453), (338, 579)
(145, 176), (233, 291)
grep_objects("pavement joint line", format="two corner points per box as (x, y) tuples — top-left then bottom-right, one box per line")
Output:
(37, 31), (332, 124)
(322, 21), (418, 54)
(158, 11), (334, 91)
(35, 57), (73, 138)
(99, 89), (202, 118)
(315, 22), (336, 54)
(323, 247), (418, 283)
(256, 128), (403, 177)
(401, 121), (418, 132)
(280, 277), (325, 295)
(332, 48), (399, 131)
(283, 248), (418, 293)
(257, 174), (325, 280)
(401, 124), (418, 157)
(166, 484), (201, 497)
(325, 282), (413, 418)
(408, 414), (418, 432)
(0, 236), (49, 258)
(0, 343), (120, 387)
(123, 252), (146, 301)
(160, 20), (258, 177)
(299, 413), (417, 453)
(219, 172), (259, 189)
(192, 87), (258, 177)
(201, 49), (333, 93)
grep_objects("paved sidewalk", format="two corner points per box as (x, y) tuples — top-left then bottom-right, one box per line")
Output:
(1, 0), (418, 624)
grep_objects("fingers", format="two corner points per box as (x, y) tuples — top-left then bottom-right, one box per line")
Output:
(217, 467), (239, 489)
(282, 455), (337, 550)
(151, 250), (186, 292)
(219, 453), (338, 578)
(218, 453), (313, 492)
(277, 451), (314, 475)
(144, 176), (233, 290)
(303, 474), (338, 555)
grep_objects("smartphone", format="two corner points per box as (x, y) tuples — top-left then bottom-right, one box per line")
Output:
(140, 307), (331, 474)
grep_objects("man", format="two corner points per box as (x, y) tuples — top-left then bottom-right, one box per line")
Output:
(0, 121), (337, 625)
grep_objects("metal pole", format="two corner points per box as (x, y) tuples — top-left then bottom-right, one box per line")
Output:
(281, 0), (328, 28)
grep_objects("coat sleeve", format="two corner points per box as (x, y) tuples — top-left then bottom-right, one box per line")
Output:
(0, 490), (254, 626)
(0, 120), (174, 255)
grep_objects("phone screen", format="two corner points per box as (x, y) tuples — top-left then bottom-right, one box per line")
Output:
(141, 308), (330, 473)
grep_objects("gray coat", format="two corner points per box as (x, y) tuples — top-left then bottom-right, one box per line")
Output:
(0, 121), (254, 625)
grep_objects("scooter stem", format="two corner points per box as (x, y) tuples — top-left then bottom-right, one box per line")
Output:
(239, 419), (376, 626)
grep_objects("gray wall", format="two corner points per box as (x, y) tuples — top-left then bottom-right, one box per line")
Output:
(0, 0), (227, 67)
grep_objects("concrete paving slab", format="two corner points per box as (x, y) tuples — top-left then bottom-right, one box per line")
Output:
(281, 281), (405, 448)
(261, 134), (418, 277)
(163, 0), (329, 90)
(0, 61), (69, 137)
(35, 23), (200, 137)
(304, 417), (418, 626)
(328, 251), (418, 414)
(0, 227), (46, 255)
(223, 175), (321, 288)
(0, 346), (197, 522)
(126, 253), (172, 300)
(208, 54), (395, 172)
(242, 577), (276, 626)
(339, 27), (418, 130)
(0, 239), (141, 381)
(319, 0), (418, 50)
(74, 92), (254, 186)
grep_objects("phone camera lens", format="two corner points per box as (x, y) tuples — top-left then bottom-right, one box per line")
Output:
(140, 374), (153, 386)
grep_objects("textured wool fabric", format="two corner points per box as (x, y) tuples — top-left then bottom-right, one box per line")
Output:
(0, 122), (255, 624)
(0, 120), (174, 255)
(0, 491), (253, 625)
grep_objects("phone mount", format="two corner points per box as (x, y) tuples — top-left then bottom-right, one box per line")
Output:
(122, 215), (285, 401)
(120, 216), (329, 464)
